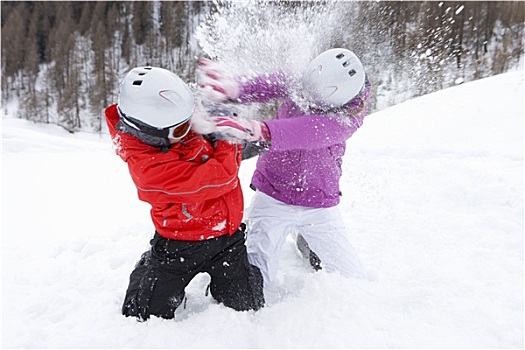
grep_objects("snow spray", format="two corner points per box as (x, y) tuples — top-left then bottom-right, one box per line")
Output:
(195, 0), (348, 115)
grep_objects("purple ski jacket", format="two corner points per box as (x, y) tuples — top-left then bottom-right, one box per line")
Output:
(236, 72), (372, 208)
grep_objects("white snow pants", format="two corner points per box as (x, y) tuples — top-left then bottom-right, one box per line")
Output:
(246, 190), (366, 288)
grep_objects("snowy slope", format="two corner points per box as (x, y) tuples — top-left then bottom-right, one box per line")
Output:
(1, 71), (523, 348)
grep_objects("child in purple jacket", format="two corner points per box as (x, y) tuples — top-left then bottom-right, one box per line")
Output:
(198, 48), (371, 289)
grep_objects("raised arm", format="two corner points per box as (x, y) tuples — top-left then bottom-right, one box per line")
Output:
(211, 79), (372, 151)
(236, 70), (290, 103)
(197, 58), (291, 103)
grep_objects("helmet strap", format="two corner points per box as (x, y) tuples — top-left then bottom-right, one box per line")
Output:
(116, 119), (172, 152)
(117, 106), (173, 152)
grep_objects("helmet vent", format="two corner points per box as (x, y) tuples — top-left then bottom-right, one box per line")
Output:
(348, 69), (356, 77)
(336, 53), (345, 59)
(342, 60), (351, 67)
(133, 80), (143, 86)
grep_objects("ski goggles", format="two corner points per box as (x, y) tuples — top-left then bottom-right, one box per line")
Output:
(169, 118), (192, 140)
(117, 106), (192, 141)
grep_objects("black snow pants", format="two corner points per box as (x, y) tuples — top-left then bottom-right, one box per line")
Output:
(122, 224), (265, 321)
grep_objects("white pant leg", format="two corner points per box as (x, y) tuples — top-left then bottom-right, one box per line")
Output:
(297, 206), (366, 279)
(245, 191), (297, 288)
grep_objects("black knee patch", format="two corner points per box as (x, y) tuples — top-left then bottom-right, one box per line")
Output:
(122, 251), (185, 321)
(211, 262), (264, 311)
(207, 230), (265, 311)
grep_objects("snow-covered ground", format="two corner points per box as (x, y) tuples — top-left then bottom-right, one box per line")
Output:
(2, 70), (523, 348)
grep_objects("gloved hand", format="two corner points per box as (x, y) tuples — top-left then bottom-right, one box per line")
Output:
(189, 101), (218, 135)
(197, 58), (240, 102)
(211, 115), (271, 143)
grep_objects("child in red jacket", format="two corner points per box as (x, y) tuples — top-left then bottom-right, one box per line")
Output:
(105, 66), (264, 321)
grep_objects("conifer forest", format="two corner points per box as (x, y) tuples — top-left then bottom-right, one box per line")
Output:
(1, 1), (524, 133)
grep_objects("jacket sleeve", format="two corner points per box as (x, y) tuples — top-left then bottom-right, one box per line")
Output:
(105, 103), (119, 139)
(237, 70), (291, 103)
(265, 79), (372, 152)
(130, 141), (242, 204)
(264, 115), (352, 151)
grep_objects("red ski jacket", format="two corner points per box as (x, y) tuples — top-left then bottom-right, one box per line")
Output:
(105, 103), (244, 241)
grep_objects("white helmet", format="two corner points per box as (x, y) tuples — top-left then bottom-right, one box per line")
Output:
(302, 48), (366, 108)
(118, 66), (194, 129)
